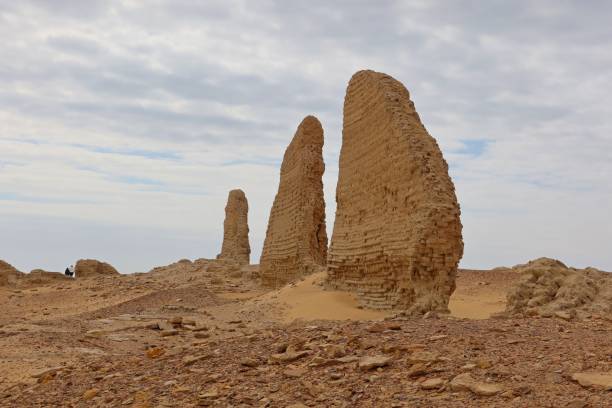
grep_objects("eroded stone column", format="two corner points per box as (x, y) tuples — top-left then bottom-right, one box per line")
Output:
(260, 116), (328, 287)
(217, 189), (251, 265)
(327, 70), (463, 314)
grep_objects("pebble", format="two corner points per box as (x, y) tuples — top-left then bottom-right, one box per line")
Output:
(420, 378), (445, 390)
(82, 388), (99, 400)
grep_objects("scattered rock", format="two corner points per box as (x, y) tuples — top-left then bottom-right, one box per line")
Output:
(82, 388), (99, 400)
(421, 378), (445, 390)
(160, 329), (179, 337)
(450, 373), (503, 396)
(183, 355), (210, 366)
(146, 347), (165, 359)
(571, 372), (612, 390)
(283, 366), (308, 378)
(240, 358), (259, 368)
(358, 355), (392, 371)
(270, 350), (310, 363)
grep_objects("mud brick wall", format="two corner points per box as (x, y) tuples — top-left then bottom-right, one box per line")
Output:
(260, 116), (328, 287)
(217, 189), (251, 265)
(327, 70), (463, 313)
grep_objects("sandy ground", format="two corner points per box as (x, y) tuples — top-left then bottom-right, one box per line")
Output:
(1, 265), (610, 407)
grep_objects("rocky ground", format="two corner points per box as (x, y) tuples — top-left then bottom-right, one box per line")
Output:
(0, 261), (610, 407)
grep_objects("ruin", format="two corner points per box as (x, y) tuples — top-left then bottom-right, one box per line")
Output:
(217, 189), (251, 265)
(260, 116), (328, 287)
(326, 70), (463, 313)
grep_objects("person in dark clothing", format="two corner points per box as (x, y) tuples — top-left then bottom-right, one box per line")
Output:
(65, 265), (75, 277)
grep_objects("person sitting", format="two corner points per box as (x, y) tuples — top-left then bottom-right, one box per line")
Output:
(65, 265), (75, 278)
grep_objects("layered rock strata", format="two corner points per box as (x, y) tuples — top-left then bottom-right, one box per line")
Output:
(327, 70), (463, 313)
(217, 189), (251, 265)
(260, 116), (328, 287)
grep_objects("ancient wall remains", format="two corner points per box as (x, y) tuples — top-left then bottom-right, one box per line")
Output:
(260, 116), (327, 287)
(217, 189), (251, 265)
(326, 70), (463, 313)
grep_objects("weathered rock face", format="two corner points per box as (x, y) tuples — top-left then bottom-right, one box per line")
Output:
(502, 257), (612, 319)
(326, 70), (463, 313)
(0, 260), (22, 286)
(260, 116), (328, 287)
(217, 189), (250, 265)
(75, 259), (119, 278)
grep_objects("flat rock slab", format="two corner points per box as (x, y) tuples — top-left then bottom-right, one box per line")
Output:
(450, 373), (503, 396)
(358, 355), (392, 371)
(572, 372), (612, 390)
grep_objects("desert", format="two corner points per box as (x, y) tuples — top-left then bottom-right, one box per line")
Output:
(1, 258), (611, 407)
(2, 3), (611, 408)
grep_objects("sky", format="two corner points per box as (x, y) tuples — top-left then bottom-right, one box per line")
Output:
(1, 0), (611, 273)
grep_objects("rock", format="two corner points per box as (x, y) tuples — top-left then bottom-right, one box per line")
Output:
(283, 366), (308, 378)
(183, 355), (210, 366)
(31, 366), (63, 378)
(504, 258), (612, 318)
(169, 316), (183, 325)
(146, 347), (165, 359)
(75, 259), (119, 278)
(216, 189), (250, 265)
(326, 69), (463, 312)
(406, 363), (429, 377)
(429, 335), (448, 341)
(450, 373), (503, 396)
(160, 329), (179, 337)
(566, 400), (589, 408)
(270, 350), (310, 363)
(475, 359), (493, 369)
(358, 355), (392, 371)
(194, 332), (210, 339)
(260, 115), (328, 288)
(571, 372), (612, 390)
(327, 345), (346, 358)
(0, 260), (23, 286)
(471, 382), (504, 396)
(240, 358), (259, 368)
(421, 378), (445, 390)
(408, 351), (439, 364)
(83, 388), (99, 400)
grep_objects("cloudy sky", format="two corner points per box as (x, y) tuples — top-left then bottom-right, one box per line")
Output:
(1, 0), (611, 273)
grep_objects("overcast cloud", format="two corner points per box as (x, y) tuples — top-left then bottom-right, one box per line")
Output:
(1, 0), (611, 273)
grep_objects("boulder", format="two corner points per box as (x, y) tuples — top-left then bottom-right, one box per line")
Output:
(75, 259), (119, 278)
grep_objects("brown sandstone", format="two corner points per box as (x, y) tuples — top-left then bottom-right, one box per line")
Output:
(326, 70), (463, 313)
(217, 189), (250, 265)
(0, 260), (22, 286)
(75, 259), (120, 278)
(260, 116), (327, 287)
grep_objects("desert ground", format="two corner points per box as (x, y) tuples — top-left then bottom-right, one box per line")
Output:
(1, 260), (610, 407)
